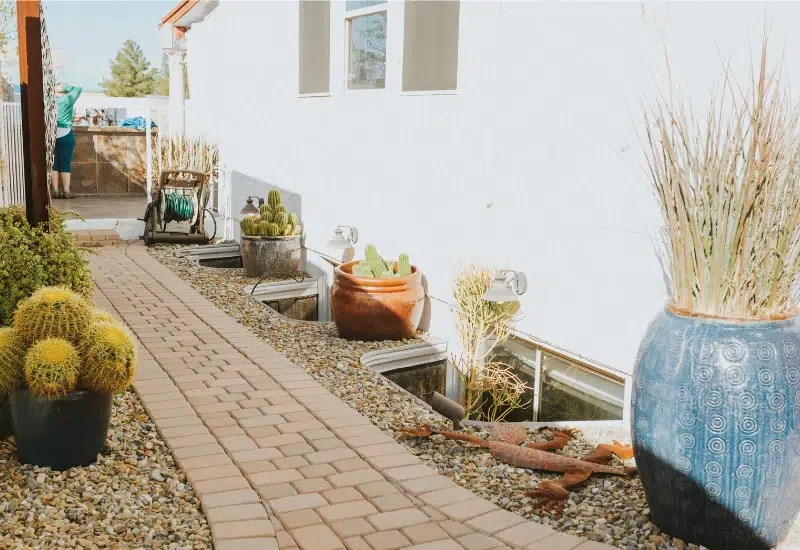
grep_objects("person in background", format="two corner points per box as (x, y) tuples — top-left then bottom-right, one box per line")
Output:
(51, 83), (82, 199)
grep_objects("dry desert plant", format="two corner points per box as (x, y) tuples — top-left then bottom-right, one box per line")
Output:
(450, 264), (530, 421)
(644, 40), (800, 319)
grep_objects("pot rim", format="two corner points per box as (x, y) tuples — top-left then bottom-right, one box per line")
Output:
(241, 235), (300, 241)
(666, 303), (796, 326)
(335, 260), (421, 289)
(13, 388), (108, 402)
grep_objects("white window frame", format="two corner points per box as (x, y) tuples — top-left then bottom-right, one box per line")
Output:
(344, 2), (389, 91)
(496, 333), (632, 428)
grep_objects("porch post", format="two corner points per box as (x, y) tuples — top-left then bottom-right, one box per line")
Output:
(165, 48), (186, 136)
(16, 0), (49, 225)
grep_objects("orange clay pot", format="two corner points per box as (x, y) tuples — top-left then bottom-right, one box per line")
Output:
(331, 260), (425, 341)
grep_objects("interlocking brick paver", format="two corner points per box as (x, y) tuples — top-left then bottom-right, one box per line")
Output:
(92, 246), (608, 550)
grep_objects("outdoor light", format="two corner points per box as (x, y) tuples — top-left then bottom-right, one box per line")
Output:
(327, 225), (359, 249)
(483, 270), (528, 303)
(239, 196), (263, 217)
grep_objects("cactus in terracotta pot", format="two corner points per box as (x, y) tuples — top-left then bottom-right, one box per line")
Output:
(353, 245), (412, 278)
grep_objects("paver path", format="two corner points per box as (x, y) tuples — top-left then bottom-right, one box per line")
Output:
(90, 243), (615, 550)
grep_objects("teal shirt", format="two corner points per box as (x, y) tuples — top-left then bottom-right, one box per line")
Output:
(56, 85), (82, 128)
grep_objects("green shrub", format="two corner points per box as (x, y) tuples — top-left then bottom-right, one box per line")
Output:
(0, 207), (93, 326)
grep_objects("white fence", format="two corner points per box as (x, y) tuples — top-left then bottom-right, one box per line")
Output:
(0, 102), (24, 207)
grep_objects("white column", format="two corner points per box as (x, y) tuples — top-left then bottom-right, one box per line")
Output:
(165, 48), (186, 136)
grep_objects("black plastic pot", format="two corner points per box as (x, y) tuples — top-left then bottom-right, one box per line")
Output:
(0, 395), (12, 439)
(10, 389), (112, 469)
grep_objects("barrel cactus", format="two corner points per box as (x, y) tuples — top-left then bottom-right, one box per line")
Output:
(267, 189), (282, 209)
(288, 213), (299, 226)
(0, 327), (26, 395)
(24, 338), (80, 399)
(80, 322), (136, 395)
(94, 310), (116, 324)
(14, 286), (93, 346)
(240, 216), (260, 236)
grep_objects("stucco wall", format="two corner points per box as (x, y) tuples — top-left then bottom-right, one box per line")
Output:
(182, 1), (800, 376)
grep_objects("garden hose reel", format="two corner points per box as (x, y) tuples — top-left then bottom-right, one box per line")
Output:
(142, 169), (216, 246)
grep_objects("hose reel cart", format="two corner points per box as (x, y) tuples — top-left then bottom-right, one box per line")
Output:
(142, 169), (216, 246)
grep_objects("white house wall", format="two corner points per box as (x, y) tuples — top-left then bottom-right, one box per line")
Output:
(183, 1), (800, 376)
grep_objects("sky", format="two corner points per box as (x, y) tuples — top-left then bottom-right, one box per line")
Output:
(9, 0), (174, 91)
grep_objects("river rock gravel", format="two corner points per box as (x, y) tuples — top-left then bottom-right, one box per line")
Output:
(148, 244), (699, 550)
(0, 391), (212, 550)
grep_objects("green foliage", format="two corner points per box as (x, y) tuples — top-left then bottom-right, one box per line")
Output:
(267, 189), (282, 209)
(100, 39), (158, 97)
(14, 286), (94, 346)
(288, 213), (299, 226)
(353, 245), (411, 278)
(80, 322), (136, 395)
(24, 338), (80, 399)
(240, 216), (260, 237)
(0, 327), (25, 395)
(0, 207), (93, 326)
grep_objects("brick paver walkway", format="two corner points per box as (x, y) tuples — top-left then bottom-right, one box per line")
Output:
(90, 243), (614, 550)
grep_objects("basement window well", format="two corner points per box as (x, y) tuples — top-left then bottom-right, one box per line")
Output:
(492, 337), (626, 423)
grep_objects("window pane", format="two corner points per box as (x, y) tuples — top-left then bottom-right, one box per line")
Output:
(403, 0), (460, 91)
(539, 353), (624, 422)
(348, 13), (386, 90)
(299, 0), (330, 94)
(346, 0), (386, 11)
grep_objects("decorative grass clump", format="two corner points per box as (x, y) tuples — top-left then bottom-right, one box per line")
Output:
(0, 327), (26, 395)
(13, 286), (93, 345)
(24, 338), (80, 398)
(643, 42), (800, 319)
(80, 321), (136, 395)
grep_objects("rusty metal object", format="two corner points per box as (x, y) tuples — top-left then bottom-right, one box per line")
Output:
(487, 424), (527, 445)
(331, 260), (425, 341)
(240, 235), (301, 278)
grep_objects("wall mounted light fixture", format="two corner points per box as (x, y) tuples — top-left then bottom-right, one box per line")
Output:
(326, 225), (359, 249)
(239, 196), (264, 217)
(483, 269), (528, 303)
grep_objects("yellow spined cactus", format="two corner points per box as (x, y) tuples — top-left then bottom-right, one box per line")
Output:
(0, 327), (26, 395)
(93, 310), (116, 324)
(13, 286), (94, 346)
(24, 338), (80, 399)
(80, 322), (136, 395)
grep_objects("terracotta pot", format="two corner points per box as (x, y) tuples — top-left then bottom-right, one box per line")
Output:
(331, 260), (425, 341)
(240, 235), (301, 278)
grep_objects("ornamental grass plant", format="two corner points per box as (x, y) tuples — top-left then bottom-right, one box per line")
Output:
(644, 41), (800, 319)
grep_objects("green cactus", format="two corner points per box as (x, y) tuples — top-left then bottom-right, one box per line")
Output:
(275, 204), (286, 214)
(24, 338), (80, 399)
(259, 204), (274, 222)
(0, 327), (26, 395)
(352, 264), (374, 277)
(288, 213), (299, 226)
(282, 224), (293, 236)
(80, 321), (136, 395)
(240, 216), (260, 236)
(266, 223), (280, 237)
(93, 310), (116, 324)
(397, 253), (412, 276)
(267, 189), (282, 208)
(292, 224), (302, 236)
(364, 245), (386, 278)
(13, 287), (93, 346)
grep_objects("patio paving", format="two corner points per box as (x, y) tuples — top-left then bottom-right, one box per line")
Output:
(89, 242), (614, 550)
(53, 194), (146, 219)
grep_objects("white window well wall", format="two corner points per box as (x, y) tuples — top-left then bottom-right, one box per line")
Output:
(345, 1), (388, 90)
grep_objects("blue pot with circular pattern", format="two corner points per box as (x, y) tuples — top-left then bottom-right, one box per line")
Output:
(632, 308), (800, 550)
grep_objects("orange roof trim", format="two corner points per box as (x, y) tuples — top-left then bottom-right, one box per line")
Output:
(161, 0), (200, 27)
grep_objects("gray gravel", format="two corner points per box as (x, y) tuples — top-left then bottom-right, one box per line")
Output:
(148, 244), (701, 550)
(0, 391), (212, 550)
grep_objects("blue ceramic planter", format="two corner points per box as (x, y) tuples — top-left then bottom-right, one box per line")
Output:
(632, 308), (800, 550)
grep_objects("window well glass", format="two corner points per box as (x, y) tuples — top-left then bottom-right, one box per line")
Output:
(346, 0), (386, 11)
(348, 12), (387, 89)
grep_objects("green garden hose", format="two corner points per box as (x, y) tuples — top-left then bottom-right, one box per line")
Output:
(163, 193), (194, 224)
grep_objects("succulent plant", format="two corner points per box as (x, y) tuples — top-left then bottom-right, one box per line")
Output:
(288, 213), (299, 226)
(24, 338), (80, 399)
(240, 216), (260, 237)
(14, 286), (93, 346)
(267, 189), (282, 209)
(80, 321), (136, 395)
(0, 327), (26, 395)
(352, 246), (412, 278)
(94, 310), (116, 324)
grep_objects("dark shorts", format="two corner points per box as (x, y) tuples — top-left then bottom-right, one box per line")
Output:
(53, 130), (75, 173)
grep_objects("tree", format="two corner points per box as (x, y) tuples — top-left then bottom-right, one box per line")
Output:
(0, 0), (15, 57)
(100, 39), (157, 97)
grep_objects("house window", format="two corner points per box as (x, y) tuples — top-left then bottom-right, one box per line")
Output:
(492, 337), (626, 423)
(299, 0), (331, 94)
(402, 1), (460, 91)
(345, 1), (387, 89)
